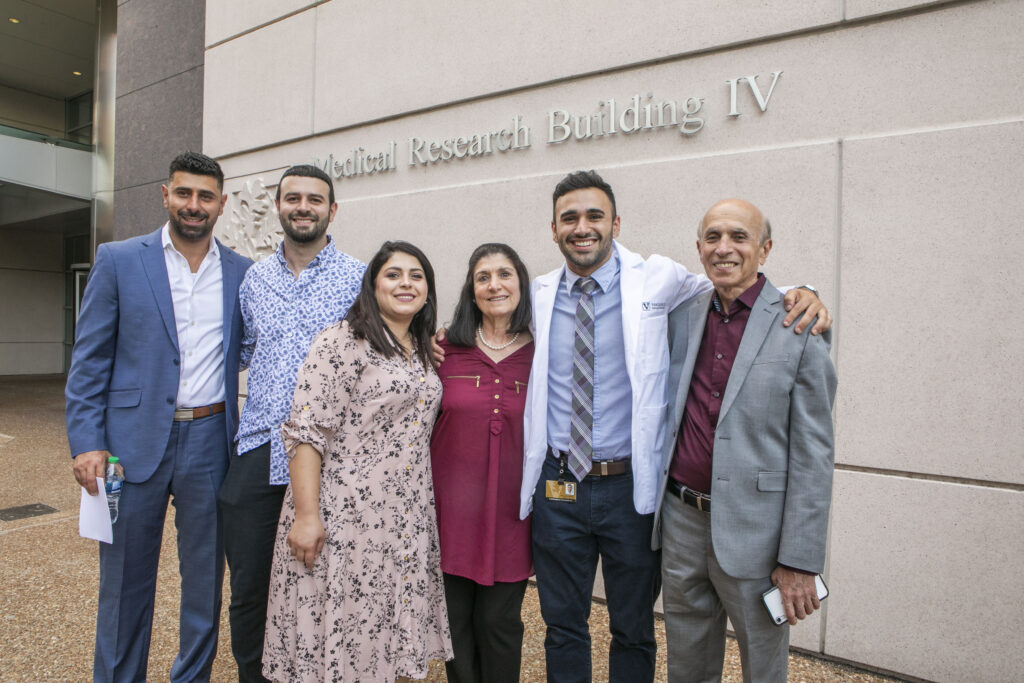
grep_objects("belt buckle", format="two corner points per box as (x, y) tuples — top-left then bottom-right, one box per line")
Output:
(696, 495), (706, 512)
(173, 408), (193, 421)
(599, 461), (609, 476)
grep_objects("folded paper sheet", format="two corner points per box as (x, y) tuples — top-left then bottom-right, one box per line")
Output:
(79, 477), (112, 544)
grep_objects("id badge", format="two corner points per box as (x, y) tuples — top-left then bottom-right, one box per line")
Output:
(545, 479), (577, 503)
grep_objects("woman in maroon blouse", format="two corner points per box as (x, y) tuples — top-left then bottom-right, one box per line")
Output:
(430, 243), (534, 683)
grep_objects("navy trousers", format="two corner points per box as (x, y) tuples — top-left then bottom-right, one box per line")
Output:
(531, 455), (661, 683)
(94, 413), (228, 683)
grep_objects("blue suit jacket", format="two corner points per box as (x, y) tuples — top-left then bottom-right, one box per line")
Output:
(65, 227), (253, 483)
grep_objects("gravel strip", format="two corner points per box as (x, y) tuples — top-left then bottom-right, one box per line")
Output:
(0, 376), (902, 682)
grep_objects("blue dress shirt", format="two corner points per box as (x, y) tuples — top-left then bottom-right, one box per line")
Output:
(546, 251), (632, 461)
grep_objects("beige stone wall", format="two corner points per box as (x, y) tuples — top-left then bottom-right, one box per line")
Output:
(204, 1), (1024, 679)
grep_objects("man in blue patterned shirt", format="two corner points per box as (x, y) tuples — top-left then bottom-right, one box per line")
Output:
(218, 164), (366, 683)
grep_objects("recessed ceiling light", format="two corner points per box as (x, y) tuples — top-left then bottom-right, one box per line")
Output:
(72, 71), (82, 76)
(8, 17), (20, 23)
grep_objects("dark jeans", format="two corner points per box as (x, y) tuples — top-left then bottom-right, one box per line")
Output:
(531, 455), (661, 683)
(443, 573), (528, 683)
(218, 442), (287, 683)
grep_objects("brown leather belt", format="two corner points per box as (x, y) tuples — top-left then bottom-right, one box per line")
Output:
(547, 447), (630, 477)
(588, 459), (630, 476)
(667, 477), (711, 512)
(173, 401), (226, 422)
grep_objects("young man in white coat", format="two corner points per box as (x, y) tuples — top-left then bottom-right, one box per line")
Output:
(519, 171), (832, 682)
(652, 199), (837, 682)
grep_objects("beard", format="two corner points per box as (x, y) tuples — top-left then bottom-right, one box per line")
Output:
(168, 211), (216, 242)
(280, 211), (330, 244)
(558, 233), (614, 274)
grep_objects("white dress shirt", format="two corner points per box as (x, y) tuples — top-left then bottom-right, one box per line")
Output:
(161, 223), (225, 408)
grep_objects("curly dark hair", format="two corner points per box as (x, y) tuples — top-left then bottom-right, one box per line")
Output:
(168, 151), (224, 189)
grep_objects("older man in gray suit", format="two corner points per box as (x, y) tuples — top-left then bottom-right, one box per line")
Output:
(652, 199), (838, 682)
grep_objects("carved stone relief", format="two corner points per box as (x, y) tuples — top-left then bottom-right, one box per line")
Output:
(217, 178), (283, 261)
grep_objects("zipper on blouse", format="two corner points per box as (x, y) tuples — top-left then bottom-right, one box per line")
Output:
(515, 381), (528, 394)
(446, 375), (480, 387)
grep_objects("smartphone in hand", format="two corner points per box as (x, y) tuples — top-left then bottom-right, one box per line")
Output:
(761, 574), (829, 626)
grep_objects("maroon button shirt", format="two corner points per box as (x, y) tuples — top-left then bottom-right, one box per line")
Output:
(670, 275), (768, 494)
(429, 338), (534, 584)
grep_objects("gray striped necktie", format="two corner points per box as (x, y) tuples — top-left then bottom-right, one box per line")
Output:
(568, 276), (598, 481)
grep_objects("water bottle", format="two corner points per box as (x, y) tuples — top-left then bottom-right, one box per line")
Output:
(105, 456), (124, 525)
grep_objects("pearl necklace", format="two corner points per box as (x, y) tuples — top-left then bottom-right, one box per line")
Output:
(477, 326), (520, 351)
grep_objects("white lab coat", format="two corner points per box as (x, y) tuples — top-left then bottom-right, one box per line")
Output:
(519, 241), (711, 518)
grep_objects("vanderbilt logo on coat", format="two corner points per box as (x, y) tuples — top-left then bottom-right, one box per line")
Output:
(642, 301), (666, 312)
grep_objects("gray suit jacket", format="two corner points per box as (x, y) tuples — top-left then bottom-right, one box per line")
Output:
(651, 279), (838, 579)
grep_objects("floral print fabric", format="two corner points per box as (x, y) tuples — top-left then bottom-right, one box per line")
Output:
(235, 238), (365, 485)
(263, 321), (452, 682)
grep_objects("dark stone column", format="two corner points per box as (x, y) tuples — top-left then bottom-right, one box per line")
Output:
(112, 0), (206, 240)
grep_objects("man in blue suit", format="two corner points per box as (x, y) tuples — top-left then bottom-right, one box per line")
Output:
(66, 151), (253, 682)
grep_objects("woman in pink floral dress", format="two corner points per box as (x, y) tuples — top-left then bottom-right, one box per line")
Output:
(263, 241), (452, 682)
